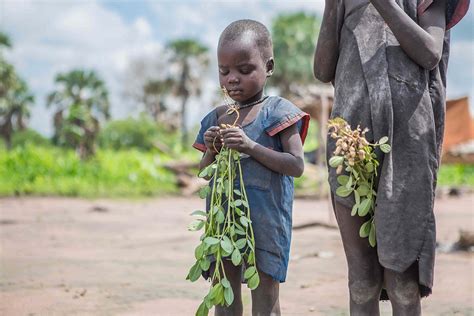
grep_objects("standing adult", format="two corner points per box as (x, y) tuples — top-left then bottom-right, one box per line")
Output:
(314, 0), (469, 315)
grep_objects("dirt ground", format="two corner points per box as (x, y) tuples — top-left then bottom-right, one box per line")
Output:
(0, 194), (472, 316)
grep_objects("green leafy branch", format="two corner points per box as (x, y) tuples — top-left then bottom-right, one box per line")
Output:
(327, 118), (391, 247)
(187, 145), (259, 316)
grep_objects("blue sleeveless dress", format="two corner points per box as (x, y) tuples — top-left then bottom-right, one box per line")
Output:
(193, 96), (310, 282)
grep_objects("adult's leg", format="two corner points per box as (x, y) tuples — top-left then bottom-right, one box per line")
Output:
(384, 263), (421, 316)
(214, 260), (243, 316)
(333, 196), (384, 316)
(251, 271), (280, 316)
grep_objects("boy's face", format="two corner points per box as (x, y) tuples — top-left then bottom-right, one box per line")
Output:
(217, 33), (273, 104)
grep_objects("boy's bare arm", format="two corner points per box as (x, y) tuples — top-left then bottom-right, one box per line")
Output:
(313, 0), (340, 83)
(370, 0), (446, 70)
(220, 124), (305, 178)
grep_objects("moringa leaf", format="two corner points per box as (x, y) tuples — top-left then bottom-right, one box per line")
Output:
(357, 184), (370, 196)
(351, 204), (358, 216)
(190, 210), (207, 217)
(247, 251), (254, 264)
(188, 220), (205, 231)
(354, 190), (361, 205)
(216, 211), (225, 224)
(244, 266), (257, 279)
(204, 237), (220, 245)
(345, 175), (353, 189)
(336, 185), (353, 197)
(196, 301), (209, 316)
(198, 186), (210, 199)
(369, 222), (377, 247)
(380, 143), (391, 153)
(221, 237), (233, 254)
(359, 220), (372, 238)
(358, 198), (372, 217)
(231, 249), (242, 266)
(247, 272), (260, 290)
(378, 136), (388, 145)
(195, 243), (205, 259)
(221, 278), (231, 288)
(186, 262), (202, 282)
(337, 175), (350, 185)
(224, 287), (234, 306)
(235, 238), (247, 249)
(199, 258), (211, 271)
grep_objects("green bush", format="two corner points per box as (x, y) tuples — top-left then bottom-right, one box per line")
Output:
(12, 128), (51, 147)
(98, 117), (178, 151)
(0, 144), (178, 197)
(437, 164), (474, 187)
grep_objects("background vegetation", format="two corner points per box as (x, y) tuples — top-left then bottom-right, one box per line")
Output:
(1, 12), (472, 198)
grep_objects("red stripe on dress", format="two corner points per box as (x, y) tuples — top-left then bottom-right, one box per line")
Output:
(267, 112), (311, 145)
(192, 142), (207, 152)
(418, 0), (470, 30)
(447, 0), (470, 29)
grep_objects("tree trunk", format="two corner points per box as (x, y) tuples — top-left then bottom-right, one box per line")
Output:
(179, 62), (190, 147)
(180, 93), (189, 146)
(0, 112), (13, 150)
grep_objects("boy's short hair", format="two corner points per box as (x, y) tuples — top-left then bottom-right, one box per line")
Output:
(218, 19), (273, 61)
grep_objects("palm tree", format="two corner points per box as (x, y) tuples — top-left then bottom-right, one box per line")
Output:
(142, 78), (173, 124)
(0, 32), (35, 149)
(0, 32), (11, 49)
(166, 39), (209, 146)
(0, 32), (15, 98)
(47, 69), (110, 159)
(0, 79), (34, 149)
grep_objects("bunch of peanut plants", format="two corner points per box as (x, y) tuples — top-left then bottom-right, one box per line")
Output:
(327, 117), (391, 247)
(186, 90), (260, 316)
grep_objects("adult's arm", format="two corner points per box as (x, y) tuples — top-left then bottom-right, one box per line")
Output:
(370, 0), (447, 70)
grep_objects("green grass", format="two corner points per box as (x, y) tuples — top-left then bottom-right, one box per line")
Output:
(437, 163), (474, 187)
(0, 144), (472, 198)
(0, 145), (181, 197)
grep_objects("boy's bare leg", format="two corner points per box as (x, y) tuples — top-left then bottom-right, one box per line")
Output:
(214, 260), (243, 316)
(251, 271), (280, 316)
(333, 196), (384, 316)
(384, 264), (421, 316)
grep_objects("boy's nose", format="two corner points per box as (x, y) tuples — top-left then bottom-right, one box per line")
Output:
(228, 75), (239, 84)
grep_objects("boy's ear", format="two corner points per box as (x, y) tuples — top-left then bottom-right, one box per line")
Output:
(266, 58), (274, 77)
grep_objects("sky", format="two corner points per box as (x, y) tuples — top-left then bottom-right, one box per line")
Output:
(1, 0), (472, 136)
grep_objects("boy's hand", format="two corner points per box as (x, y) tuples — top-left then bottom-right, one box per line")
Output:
(220, 127), (256, 154)
(204, 126), (222, 153)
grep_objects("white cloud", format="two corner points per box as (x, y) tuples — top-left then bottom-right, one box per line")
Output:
(1, 0), (472, 136)
(133, 17), (153, 38)
(2, 0), (161, 135)
(446, 40), (474, 104)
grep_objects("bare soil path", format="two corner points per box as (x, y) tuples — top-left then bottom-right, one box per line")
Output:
(0, 195), (472, 315)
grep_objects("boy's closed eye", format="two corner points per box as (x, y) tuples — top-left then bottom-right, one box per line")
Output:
(238, 65), (254, 74)
(218, 64), (255, 75)
(219, 67), (229, 75)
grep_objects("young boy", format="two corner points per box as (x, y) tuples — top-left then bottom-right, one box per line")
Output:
(314, 0), (469, 315)
(193, 19), (310, 315)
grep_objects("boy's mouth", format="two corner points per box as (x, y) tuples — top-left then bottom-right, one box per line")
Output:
(228, 89), (243, 96)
